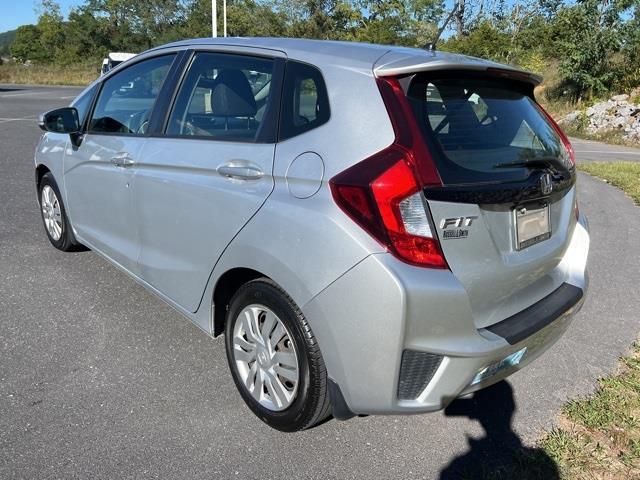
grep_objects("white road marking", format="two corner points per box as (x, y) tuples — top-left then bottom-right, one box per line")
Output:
(0, 117), (37, 123)
(0, 90), (77, 99)
(0, 91), (51, 98)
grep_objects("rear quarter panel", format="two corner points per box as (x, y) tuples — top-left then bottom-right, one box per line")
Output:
(204, 60), (395, 318)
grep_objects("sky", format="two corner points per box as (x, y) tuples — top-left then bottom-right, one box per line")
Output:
(0, 0), (83, 33)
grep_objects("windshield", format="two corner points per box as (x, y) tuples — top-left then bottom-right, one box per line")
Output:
(407, 73), (571, 184)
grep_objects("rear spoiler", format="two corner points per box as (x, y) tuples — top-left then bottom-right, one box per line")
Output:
(373, 49), (542, 86)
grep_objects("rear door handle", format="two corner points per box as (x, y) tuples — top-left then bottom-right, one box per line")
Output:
(217, 163), (263, 181)
(110, 152), (136, 168)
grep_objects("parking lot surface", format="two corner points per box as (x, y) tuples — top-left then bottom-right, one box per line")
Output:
(1, 84), (639, 479)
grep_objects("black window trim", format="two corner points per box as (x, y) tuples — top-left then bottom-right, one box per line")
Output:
(157, 49), (285, 145)
(277, 59), (331, 142)
(85, 52), (181, 139)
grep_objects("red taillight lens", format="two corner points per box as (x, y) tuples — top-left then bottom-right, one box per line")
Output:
(537, 103), (576, 165)
(329, 76), (447, 269)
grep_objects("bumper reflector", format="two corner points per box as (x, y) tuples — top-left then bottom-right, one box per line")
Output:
(471, 347), (527, 386)
(398, 350), (443, 400)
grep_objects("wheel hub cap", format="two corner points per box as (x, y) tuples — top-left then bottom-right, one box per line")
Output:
(232, 305), (299, 411)
(41, 185), (63, 241)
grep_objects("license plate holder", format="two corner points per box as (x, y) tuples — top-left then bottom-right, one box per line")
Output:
(514, 203), (551, 250)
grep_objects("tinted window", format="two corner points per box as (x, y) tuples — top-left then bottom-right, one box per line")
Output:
(89, 55), (175, 135)
(279, 61), (330, 140)
(166, 52), (274, 142)
(71, 83), (98, 127)
(408, 74), (571, 184)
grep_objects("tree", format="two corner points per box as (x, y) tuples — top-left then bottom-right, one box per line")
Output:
(550, 0), (632, 100)
(10, 25), (44, 63)
(37, 0), (68, 62)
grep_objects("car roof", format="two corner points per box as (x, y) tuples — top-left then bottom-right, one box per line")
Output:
(149, 37), (541, 85)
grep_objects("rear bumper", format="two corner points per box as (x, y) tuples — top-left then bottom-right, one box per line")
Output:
(303, 213), (590, 416)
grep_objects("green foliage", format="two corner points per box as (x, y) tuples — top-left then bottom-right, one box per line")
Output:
(3, 0), (640, 101)
(0, 29), (17, 57)
(11, 25), (45, 63)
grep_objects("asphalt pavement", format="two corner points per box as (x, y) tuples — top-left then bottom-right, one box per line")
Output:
(1, 84), (639, 479)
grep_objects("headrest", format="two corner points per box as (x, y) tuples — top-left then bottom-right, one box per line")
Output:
(211, 70), (257, 117)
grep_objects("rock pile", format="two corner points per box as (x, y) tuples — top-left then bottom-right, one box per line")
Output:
(560, 93), (640, 141)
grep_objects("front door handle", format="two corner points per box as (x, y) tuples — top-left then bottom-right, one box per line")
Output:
(217, 162), (263, 181)
(110, 152), (136, 168)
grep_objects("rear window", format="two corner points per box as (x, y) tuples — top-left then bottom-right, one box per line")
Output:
(407, 73), (571, 184)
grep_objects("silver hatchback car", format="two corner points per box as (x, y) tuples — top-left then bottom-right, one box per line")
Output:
(35, 38), (589, 431)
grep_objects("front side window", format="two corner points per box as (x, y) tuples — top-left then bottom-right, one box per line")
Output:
(89, 54), (175, 135)
(166, 52), (275, 142)
(408, 73), (571, 184)
(279, 61), (330, 140)
(71, 83), (98, 128)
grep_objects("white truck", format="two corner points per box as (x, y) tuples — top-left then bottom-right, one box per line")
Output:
(100, 52), (136, 76)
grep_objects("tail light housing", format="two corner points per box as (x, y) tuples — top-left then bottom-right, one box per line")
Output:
(329, 76), (448, 269)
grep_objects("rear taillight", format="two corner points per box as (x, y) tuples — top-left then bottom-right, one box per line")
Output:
(537, 104), (576, 165)
(329, 77), (447, 269)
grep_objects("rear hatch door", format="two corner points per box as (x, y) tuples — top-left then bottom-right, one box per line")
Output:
(404, 71), (577, 328)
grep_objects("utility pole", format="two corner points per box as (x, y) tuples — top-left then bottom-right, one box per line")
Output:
(223, 0), (227, 37)
(212, 0), (217, 38)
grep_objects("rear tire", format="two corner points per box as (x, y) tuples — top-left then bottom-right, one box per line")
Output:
(38, 173), (85, 252)
(224, 278), (331, 432)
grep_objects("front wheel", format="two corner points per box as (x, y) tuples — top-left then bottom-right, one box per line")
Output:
(224, 278), (331, 431)
(38, 172), (84, 252)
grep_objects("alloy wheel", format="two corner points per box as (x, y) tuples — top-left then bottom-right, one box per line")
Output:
(41, 185), (63, 241)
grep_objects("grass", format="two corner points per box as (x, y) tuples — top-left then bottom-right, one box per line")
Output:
(0, 62), (96, 86)
(578, 162), (640, 205)
(510, 164), (640, 478)
(489, 161), (640, 477)
(536, 344), (640, 478)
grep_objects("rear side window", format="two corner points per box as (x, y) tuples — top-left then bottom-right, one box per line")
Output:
(408, 74), (571, 184)
(166, 52), (275, 142)
(89, 54), (175, 135)
(279, 61), (330, 140)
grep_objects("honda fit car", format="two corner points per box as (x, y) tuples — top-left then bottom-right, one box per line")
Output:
(35, 38), (590, 431)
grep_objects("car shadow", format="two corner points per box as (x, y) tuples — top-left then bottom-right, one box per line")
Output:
(0, 87), (24, 92)
(439, 381), (560, 479)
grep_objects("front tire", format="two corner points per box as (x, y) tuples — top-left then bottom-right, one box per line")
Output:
(38, 173), (84, 252)
(224, 278), (331, 431)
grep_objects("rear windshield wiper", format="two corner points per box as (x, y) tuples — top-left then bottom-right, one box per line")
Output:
(494, 157), (570, 173)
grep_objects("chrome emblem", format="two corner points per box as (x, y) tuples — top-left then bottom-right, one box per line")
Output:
(440, 216), (478, 240)
(540, 173), (553, 195)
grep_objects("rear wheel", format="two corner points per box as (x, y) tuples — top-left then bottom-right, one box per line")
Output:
(224, 278), (331, 431)
(38, 173), (84, 252)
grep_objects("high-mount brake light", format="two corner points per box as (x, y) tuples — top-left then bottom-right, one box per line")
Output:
(329, 76), (448, 269)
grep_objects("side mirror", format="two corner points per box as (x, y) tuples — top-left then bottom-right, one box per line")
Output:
(38, 107), (80, 134)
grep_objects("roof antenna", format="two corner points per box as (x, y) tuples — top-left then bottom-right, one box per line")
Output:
(425, 3), (459, 51)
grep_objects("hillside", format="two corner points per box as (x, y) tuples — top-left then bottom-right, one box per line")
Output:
(0, 29), (17, 56)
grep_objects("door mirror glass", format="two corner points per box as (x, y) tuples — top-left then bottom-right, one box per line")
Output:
(39, 107), (80, 134)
